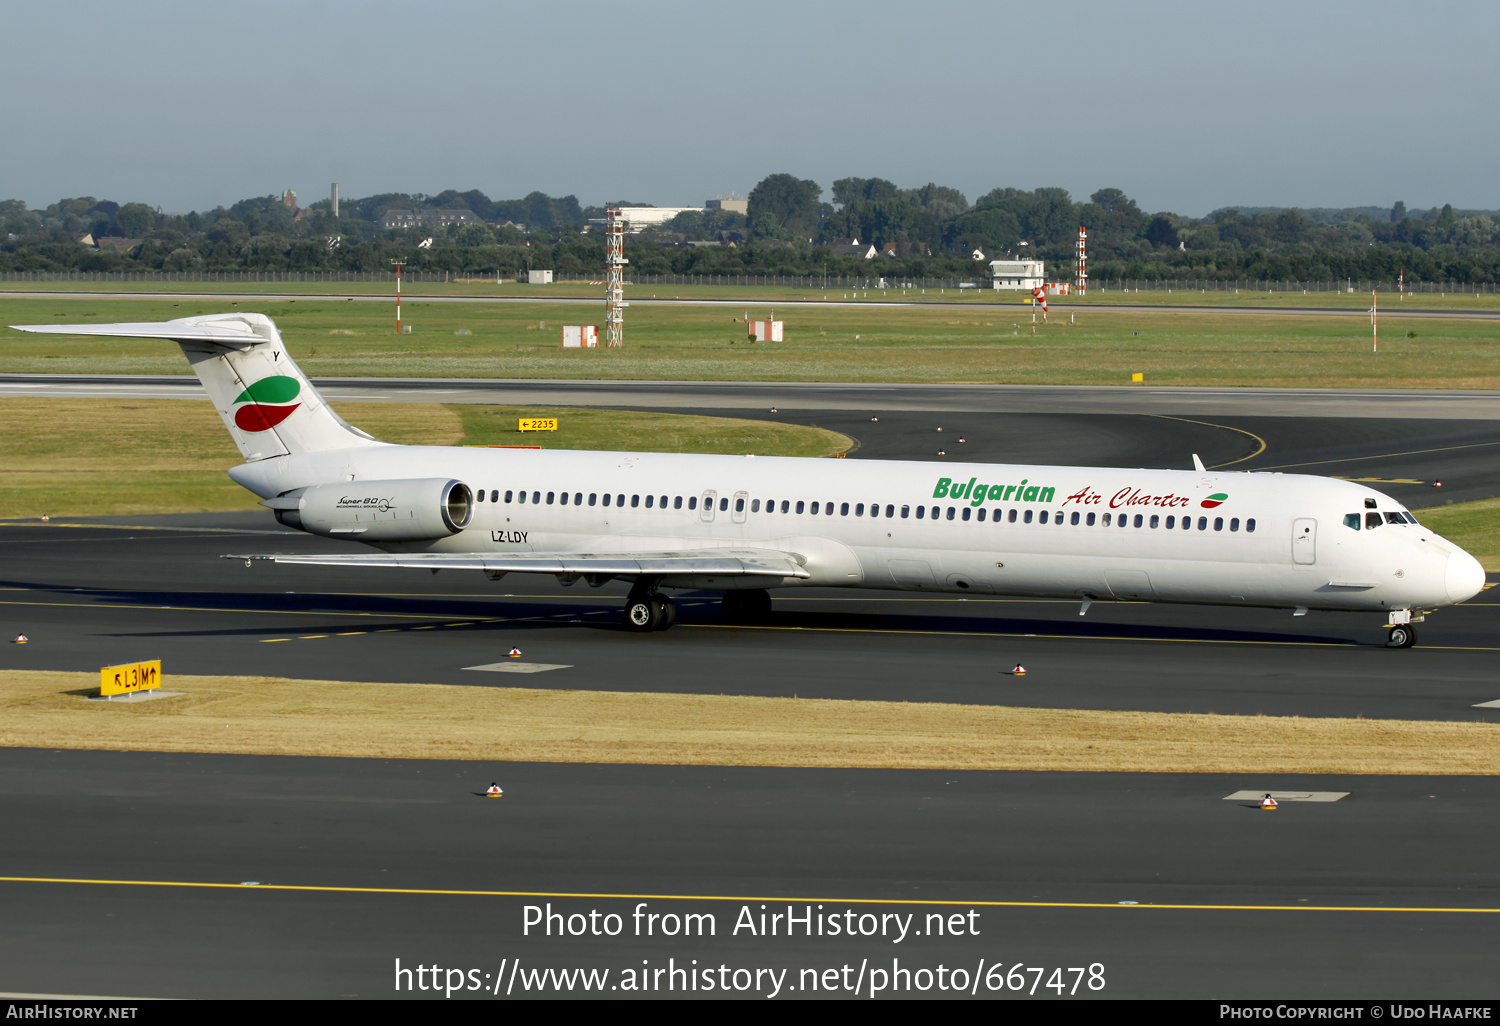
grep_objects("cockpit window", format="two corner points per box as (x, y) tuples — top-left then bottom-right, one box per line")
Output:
(1384, 512), (1407, 525)
(1365, 512), (1383, 529)
(1364, 498), (1378, 509)
(1404, 512), (1419, 525)
(1343, 513), (1360, 530)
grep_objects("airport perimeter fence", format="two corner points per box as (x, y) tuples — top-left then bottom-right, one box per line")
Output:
(1, 270), (1496, 294)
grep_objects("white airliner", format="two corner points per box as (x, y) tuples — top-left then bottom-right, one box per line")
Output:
(11, 313), (1486, 647)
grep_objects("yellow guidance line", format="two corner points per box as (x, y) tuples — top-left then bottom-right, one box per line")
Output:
(0, 876), (1493, 915)
(1149, 414), (1268, 469)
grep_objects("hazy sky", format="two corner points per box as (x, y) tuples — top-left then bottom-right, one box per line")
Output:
(4, 0), (1494, 217)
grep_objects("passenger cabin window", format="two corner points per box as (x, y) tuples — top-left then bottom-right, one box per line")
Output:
(689, 496), (697, 510)
(505, 490), (513, 503)
(476, 490), (485, 502)
(518, 491), (527, 504)
(752, 499), (761, 512)
(1365, 512), (1383, 529)
(1247, 518), (1257, 532)
(589, 493), (597, 506)
(674, 496), (683, 509)
(900, 505), (909, 518)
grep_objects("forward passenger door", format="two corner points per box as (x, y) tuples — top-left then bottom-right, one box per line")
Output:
(1292, 518), (1317, 565)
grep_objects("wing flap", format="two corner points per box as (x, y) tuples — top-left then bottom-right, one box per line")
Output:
(227, 548), (811, 579)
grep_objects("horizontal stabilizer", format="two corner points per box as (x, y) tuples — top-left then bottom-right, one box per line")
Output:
(226, 548), (811, 579)
(10, 314), (272, 349)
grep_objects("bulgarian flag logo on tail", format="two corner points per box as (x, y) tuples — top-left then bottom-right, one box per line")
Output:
(232, 375), (301, 432)
(1200, 492), (1229, 509)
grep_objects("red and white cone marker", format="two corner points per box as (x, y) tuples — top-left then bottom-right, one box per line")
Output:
(39, 515), (49, 522)
(770, 408), (778, 413)
(937, 450), (946, 456)
(12, 634), (27, 644)
(486, 783), (504, 797)
(870, 417), (879, 422)
(1011, 664), (1026, 676)
(1260, 793), (1278, 810)
(508, 647), (522, 658)
(958, 437), (966, 443)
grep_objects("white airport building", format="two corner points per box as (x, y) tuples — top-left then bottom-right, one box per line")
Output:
(989, 259), (1046, 290)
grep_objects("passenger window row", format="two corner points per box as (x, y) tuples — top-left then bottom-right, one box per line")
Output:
(473, 487), (1256, 533)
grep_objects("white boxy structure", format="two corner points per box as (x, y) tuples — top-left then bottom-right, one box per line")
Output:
(989, 259), (1046, 290)
(561, 325), (598, 348)
(527, 270), (554, 285)
(749, 319), (783, 341)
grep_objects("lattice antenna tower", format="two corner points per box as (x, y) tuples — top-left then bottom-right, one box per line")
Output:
(604, 205), (627, 346)
(1075, 226), (1087, 294)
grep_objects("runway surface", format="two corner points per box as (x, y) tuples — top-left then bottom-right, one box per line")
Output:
(6, 289), (1500, 320)
(6, 373), (1500, 422)
(1, 392), (1497, 998)
(2, 748), (1496, 999)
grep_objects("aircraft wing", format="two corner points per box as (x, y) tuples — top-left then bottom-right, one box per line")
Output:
(226, 548), (811, 580)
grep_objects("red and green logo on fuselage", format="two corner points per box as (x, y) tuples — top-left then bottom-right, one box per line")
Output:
(1200, 492), (1229, 509)
(232, 376), (301, 432)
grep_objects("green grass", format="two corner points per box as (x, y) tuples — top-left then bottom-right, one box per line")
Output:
(454, 405), (851, 457)
(1414, 496), (1500, 571)
(0, 397), (850, 518)
(3, 293), (1498, 388)
(3, 277), (1496, 311)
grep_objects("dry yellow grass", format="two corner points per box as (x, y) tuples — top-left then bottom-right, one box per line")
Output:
(5, 671), (1497, 775)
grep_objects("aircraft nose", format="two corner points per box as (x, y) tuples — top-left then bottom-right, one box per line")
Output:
(1446, 548), (1486, 604)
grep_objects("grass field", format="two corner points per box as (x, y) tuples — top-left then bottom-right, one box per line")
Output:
(0, 398), (851, 517)
(3, 277), (1497, 312)
(3, 670), (1496, 774)
(3, 294), (1498, 388)
(1414, 496), (1500, 570)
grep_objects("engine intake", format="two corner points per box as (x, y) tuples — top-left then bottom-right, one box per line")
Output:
(271, 478), (473, 541)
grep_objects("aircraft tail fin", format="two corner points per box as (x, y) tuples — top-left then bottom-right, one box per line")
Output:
(9, 313), (385, 461)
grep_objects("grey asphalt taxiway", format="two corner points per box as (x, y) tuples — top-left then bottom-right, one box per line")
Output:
(1, 384), (1498, 998)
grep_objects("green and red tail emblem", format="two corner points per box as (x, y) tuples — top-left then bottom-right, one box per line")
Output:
(232, 375), (301, 432)
(1200, 492), (1228, 509)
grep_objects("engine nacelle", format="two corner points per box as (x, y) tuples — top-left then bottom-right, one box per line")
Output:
(272, 478), (473, 541)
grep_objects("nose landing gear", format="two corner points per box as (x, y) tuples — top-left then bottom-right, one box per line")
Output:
(1385, 609), (1422, 648)
(1385, 624), (1416, 648)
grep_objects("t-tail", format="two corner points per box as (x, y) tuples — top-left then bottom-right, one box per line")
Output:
(8, 313), (384, 460)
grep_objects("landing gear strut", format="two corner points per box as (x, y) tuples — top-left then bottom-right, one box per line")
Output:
(623, 580), (675, 633)
(1385, 625), (1416, 648)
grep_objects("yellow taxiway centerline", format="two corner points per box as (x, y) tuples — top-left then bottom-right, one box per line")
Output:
(0, 876), (1494, 914)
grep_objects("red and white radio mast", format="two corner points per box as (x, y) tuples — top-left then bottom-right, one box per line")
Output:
(604, 205), (626, 346)
(1075, 226), (1088, 294)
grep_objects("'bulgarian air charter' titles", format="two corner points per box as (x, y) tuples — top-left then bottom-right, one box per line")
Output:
(933, 477), (1223, 511)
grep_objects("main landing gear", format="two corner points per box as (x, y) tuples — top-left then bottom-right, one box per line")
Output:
(622, 580), (676, 633)
(720, 589), (772, 625)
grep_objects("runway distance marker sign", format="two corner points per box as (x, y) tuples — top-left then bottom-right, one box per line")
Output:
(518, 418), (558, 432)
(101, 659), (161, 697)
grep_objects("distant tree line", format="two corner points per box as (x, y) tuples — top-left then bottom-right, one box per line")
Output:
(3, 179), (1499, 283)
